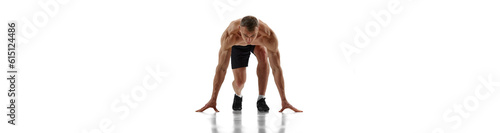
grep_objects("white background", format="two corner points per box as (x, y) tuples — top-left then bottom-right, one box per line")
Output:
(1, 0), (500, 133)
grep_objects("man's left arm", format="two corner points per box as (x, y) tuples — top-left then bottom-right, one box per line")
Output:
(266, 32), (303, 112)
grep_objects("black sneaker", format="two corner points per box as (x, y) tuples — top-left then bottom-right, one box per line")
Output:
(232, 94), (242, 111)
(257, 98), (270, 112)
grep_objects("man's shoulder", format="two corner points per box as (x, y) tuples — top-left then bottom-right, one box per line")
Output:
(257, 20), (274, 37)
(225, 19), (241, 34)
(230, 18), (242, 25)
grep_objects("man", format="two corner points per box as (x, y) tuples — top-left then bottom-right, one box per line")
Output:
(196, 16), (302, 112)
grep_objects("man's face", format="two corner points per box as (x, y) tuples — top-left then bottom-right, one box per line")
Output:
(239, 26), (259, 45)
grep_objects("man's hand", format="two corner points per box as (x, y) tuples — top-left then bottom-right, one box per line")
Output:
(279, 101), (303, 113)
(196, 100), (219, 112)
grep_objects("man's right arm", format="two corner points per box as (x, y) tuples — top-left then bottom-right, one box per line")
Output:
(209, 45), (231, 101)
(210, 28), (237, 100)
(196, 30), (235, 112)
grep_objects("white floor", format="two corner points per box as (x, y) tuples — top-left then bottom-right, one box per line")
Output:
(197, 111), (301, 133)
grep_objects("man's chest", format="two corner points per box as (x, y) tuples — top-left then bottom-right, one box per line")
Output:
(232, 36), (268, 46)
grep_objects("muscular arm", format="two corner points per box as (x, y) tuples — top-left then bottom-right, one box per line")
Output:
(196, 24), (237, 112)
(266, 30), (303, 112)
(210, 46), (231, 101)
(266, 36), (287, 102)
(211, 24), (239, 100)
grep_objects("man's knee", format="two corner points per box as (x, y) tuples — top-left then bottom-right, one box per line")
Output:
(254, 46), (268, 61)
(256, 52), (267, 61)
(233, 79), (246, 87)
(258, 59), (268, 67)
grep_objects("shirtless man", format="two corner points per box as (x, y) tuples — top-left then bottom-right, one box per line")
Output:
(196, 16), (302, 113)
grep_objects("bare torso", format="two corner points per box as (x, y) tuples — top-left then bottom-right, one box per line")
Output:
(220, 19), (278, 51)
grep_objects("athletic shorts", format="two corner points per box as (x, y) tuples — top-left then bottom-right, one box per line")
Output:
(231, 45), (256, 69)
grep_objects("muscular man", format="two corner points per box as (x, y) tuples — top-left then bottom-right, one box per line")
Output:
(196, 16), (302, 113)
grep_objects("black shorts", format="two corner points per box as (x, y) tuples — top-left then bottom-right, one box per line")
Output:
(231, 45), (256, 69)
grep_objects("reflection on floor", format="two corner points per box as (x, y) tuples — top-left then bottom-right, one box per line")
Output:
(208, 111), (294, 133)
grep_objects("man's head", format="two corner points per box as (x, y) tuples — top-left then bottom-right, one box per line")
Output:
(239, 15), (259, 45)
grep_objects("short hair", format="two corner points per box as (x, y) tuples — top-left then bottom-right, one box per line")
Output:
(240, 16), (259, 32)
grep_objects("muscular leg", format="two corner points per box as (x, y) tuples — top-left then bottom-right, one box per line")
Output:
(253, 45), (270, 96)
(232, 67), (246, 95)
